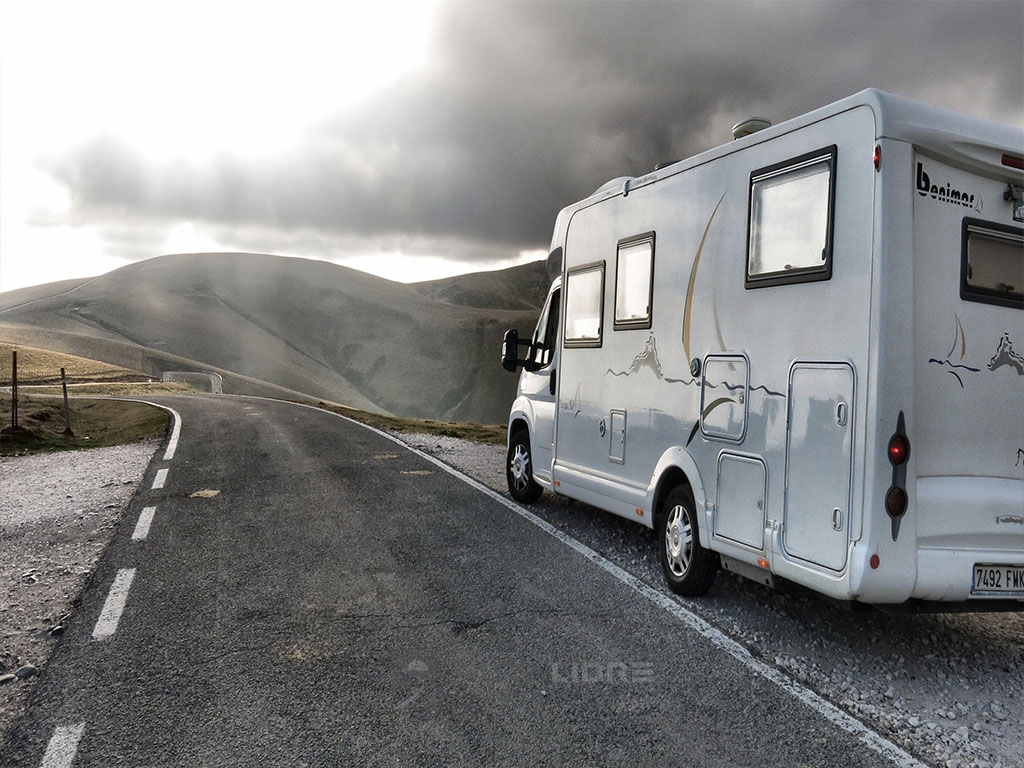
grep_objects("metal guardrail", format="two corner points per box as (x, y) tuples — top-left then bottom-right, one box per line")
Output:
(161, 371), (223, 394)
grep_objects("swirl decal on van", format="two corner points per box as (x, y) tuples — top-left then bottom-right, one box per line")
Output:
(605, 333), (691, 384)
(928, 314), (980, 388)
(988, 333), (1024, 375)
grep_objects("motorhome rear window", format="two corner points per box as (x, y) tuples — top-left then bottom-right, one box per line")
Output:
(564, 263), (604, 347)
(614, 233), (655, 330)
(961, 219), (1023, 309)
(746, 146), (837, 288)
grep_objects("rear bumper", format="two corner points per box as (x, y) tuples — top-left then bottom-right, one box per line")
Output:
(913, 547), (1024, 602)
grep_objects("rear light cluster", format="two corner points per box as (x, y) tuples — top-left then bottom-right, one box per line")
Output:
(1002, 153), (1024, 171)
(885, 487), (908, 517)
(887, 434), (910, 465)
(885, 411), (911, 541)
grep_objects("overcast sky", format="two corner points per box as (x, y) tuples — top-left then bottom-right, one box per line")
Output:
(1, 0), (1022, 292)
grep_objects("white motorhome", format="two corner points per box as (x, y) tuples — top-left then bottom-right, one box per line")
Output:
(502, 89), (1024, 609)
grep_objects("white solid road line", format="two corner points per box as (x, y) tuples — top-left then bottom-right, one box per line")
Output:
(265, 397), (925, 768)
(161, 405), (182, 461)
(152, 468), (168, 490)
(107, 399), (182, 461)
(39, 722), (85, 768)
(92, 568), (136, 641)
(132, 506), (157, 541)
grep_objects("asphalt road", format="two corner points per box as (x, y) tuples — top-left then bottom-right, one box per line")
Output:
(2, 395), (907, 767)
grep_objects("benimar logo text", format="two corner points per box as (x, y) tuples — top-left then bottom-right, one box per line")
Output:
(916, 163), (981, 211)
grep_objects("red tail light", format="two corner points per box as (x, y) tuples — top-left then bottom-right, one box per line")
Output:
(1002, 153), (1024, 171)
(888, 434), (910, 465)
(885, 487), (908, 517)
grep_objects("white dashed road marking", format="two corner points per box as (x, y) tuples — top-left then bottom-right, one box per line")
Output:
(92, 568), (136, 641)
(39, 722), (85, 768)
(132, 506), (157, 541)
(40, 400), (183, 765)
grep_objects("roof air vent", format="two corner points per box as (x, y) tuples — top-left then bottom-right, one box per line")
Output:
(731, 117), (772, 140)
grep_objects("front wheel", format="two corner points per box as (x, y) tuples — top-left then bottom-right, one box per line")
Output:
(658, 485), (717, 596)
(507, 429), (543, 503)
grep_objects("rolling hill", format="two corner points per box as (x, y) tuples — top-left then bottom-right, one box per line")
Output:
(0, 253), (551, 424)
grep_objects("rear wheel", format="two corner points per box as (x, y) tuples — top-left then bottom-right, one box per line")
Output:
(507, 429), (543, 503)
(658, 485), (717, 596)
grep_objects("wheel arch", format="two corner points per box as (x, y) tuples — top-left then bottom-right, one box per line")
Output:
(507, 396), (535, 447)
(648, 447), (710, 549)
(507, 415), (530, 447)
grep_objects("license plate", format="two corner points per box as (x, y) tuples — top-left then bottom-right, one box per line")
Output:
(972, 564), (1024, 596)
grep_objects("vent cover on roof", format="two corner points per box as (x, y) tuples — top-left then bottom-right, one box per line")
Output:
(732, 117), (772, 140)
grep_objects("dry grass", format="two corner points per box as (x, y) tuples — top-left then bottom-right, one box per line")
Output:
(18, 382), (195, 397)
(0, 343), (146, 385)
(0, 396), (170, 456)
(311, 401), (506, 445)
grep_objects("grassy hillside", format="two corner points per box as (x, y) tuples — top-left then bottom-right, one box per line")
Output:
(0, 342), (146, 385)
(412, 260), (551, 310)
(0, 254), (542, 423)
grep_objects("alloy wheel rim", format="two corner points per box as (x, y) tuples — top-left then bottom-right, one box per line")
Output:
(510, 444), (530, 491)
(664, 504), (692, 577)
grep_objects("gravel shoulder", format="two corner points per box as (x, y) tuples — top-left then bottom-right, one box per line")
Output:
(394, 431), (1023, 768)
(0, 439), (160, 755)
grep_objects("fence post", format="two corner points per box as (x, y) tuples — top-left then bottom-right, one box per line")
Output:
(61, 367), (74, 436)
(11, 350), (17, 429)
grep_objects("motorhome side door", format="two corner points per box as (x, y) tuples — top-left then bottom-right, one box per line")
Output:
(521, 285), (561, 482)
(783, 363), (855, 571)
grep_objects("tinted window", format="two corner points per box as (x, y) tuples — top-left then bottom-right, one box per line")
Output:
(961, 219), (1023, 309)
(531, 288), (561, 368)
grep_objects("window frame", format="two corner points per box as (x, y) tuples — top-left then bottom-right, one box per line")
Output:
(960, 217), (1023, 310)
(563, 261), (606, 348)
(529, 286), (561, 370)
(745, 145), (838, 290)
(613, 231), (656, 331)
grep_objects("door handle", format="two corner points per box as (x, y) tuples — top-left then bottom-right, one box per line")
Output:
(832, 507), (843, 531)
(549, 369), (557, 396)
(835, 401), (848, 427)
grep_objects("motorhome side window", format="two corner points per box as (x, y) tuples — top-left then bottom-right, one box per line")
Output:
(564, 263), (604, 347)
(960, 219), (1024, 309)
(614, 233), (654, 330)
(531, 288), (561, 368)
(746, 146), (837, 288)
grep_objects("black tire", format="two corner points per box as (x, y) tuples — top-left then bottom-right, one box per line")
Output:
(657, 485), (717, 596)
(507, 429), (543, 503)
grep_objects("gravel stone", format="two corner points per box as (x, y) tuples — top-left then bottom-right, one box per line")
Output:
(12, 665), (37, 680)
(0, 438), (159, 754)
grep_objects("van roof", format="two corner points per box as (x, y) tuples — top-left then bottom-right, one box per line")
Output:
(579, 88), (1023, 209)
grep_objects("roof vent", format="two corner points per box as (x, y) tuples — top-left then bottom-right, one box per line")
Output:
(731, 117), (772, 140)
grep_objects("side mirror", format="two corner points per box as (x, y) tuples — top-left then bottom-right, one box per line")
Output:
(501, 329), (537, 372)
(501, 329), (521, 372)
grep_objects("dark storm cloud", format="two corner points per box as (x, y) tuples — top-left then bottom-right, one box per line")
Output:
(46, 0), (1024, 264)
